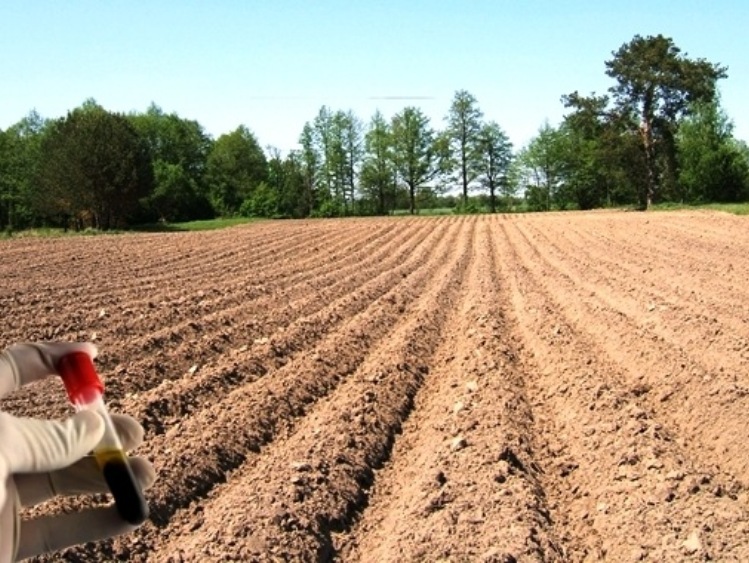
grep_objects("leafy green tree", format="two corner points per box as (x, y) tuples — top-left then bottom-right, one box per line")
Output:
(0, 128), (10, 228)
(475, 121), (513, 212)
(128, 104), (213, 221)
(35, 101), (151, 229)
(266, 147), (308, 218)
(605, 34), (728, 208)
(311, 106), (341, 212)
(239, 181), (278, 217)
(360, 111), (396, 215)
(432, 131), (453, 192)
(0, 111), (48, 230)
(299, 122), (320, 215)
(516, 122), (567, 211)
(304, 107), (364, 215)
(446, 90), (483, 205)
(559, 92), (615, 209)
(338, 110), (363, 213)
(391, 107), (441, 214)
(299, 107), (343, 216)
(205, 125), (267, 215)
(677, 100), (749, 202)
(506, 158), (528, 211)
(564, 94), (648, 207)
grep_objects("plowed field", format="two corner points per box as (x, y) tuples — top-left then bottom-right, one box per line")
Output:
(2, 211), (749, 562)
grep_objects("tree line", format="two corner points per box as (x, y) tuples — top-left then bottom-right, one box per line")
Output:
(1, 34), (747, 231)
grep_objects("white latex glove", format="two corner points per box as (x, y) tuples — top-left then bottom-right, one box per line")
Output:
(0, 342), (156, 562)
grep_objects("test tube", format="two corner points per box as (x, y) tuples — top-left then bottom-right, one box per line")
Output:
(57, 351), (149, 525)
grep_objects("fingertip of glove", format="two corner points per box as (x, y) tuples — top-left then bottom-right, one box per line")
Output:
(109, 413), (146, 449)
(71, 410), (106, 440)
(130, 457), (158, 490)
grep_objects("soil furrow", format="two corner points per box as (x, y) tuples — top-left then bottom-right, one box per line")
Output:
(149, 218), (475, 562)
(5, 212), (748, 563)
(498, 218), (749, 561)
(124, 218), (442, 433)
(559, 214), (749, 306)
(42, 218), (465, 560)
(516, 219), (749, 383)
(0, 220), (395, 346)
(337, 217), (563, 562)
(653, 212), (749, 250)
(508, 218), (749, 484)
(94, 218), (429, 391)
(1, 220), (432, 418)
(554, 221), (749, 329)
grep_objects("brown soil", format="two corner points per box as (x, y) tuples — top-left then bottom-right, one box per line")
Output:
(1, 211), (748, 562)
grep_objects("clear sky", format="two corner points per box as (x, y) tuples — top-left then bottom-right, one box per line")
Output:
(2, 1), (747, 153)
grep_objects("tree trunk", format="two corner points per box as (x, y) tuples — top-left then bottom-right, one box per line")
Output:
(462, 156), (468, 206)
(660, 126), (680, 201)
(639, 94), (657, 210)
(640, 122), (656, 210)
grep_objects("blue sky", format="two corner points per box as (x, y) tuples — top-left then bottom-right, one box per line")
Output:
(2, 1), (747, 153)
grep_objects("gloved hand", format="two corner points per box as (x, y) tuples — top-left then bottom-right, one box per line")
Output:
(0, 342), (156, 562)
